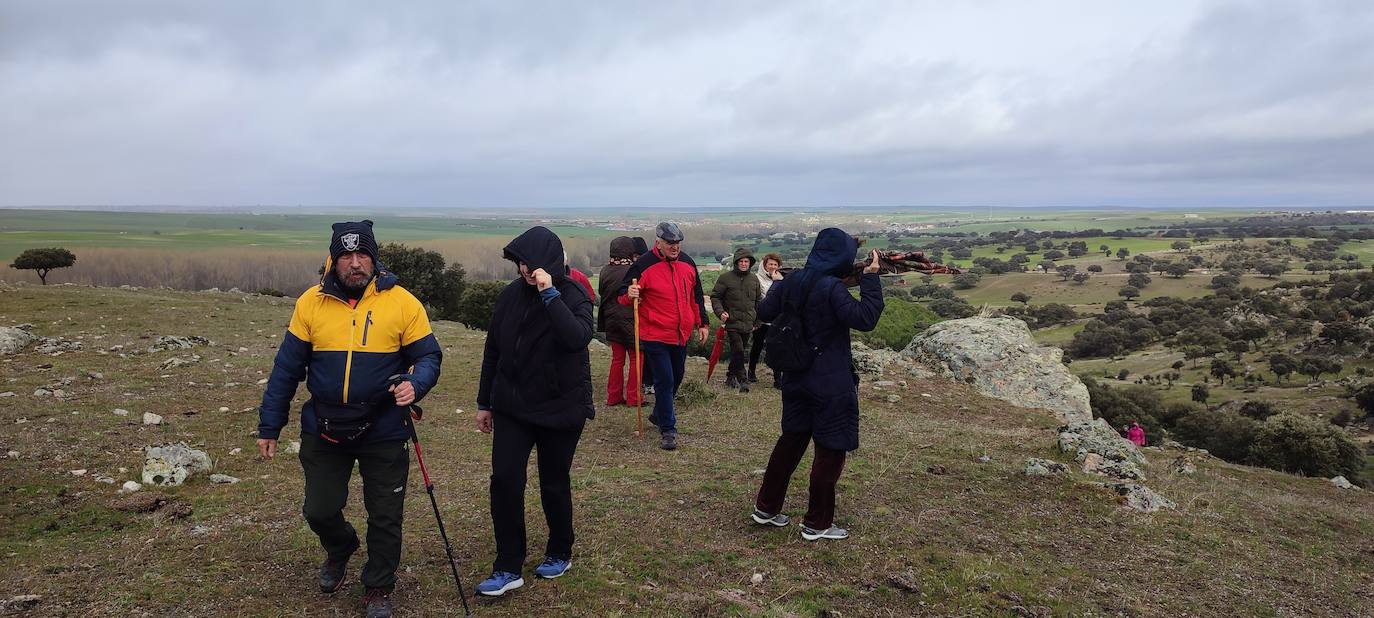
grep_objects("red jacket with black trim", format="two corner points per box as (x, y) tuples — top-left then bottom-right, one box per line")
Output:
(616, 247), (709, 345)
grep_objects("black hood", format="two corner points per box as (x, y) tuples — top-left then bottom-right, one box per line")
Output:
(503, 226), (567, 284)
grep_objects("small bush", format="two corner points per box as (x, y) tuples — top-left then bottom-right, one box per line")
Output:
(452, 280), (506, 330)
(675, 379), (716, 407)
(855, 298), (940, 350)
(255, 287), (287, 297)
(1172, 408), (1261, 462)
(1247, 413), (1365, 481)
(1237, 400), (1279, 421)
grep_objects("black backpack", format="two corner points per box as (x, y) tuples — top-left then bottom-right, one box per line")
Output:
(764, 277), (823, 373)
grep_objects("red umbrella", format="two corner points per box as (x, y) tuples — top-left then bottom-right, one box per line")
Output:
(705, 326), (726, 382)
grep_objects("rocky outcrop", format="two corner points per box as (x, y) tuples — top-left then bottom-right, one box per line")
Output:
(0, 325), (37, 355)
(902, 317), (1089, 423)
(1058, 419), (1147, 480)
(902, 317), (1167, 508)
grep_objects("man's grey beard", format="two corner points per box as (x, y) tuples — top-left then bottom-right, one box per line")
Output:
(340, 271), (372, 292)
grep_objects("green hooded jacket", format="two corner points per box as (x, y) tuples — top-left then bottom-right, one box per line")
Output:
(710, 247), (762, 334)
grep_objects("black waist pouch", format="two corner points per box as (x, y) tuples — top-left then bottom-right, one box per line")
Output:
(315, 401), (384, 445)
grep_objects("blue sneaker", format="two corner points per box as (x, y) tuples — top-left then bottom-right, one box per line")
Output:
(533, 556), (572, 579)
(476, 571), (524, 597)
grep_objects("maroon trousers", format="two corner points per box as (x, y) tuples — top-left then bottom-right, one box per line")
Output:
(754, 432), (847, 529)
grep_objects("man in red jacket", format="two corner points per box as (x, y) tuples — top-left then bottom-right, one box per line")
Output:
(618, 222), (709, 450)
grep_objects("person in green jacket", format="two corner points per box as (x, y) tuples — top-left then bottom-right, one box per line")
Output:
(710, 247), (763, 392)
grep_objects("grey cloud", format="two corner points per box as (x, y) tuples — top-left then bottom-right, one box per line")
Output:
(1, 0), (1372, 207)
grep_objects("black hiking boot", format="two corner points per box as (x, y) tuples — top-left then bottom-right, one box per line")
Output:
(724, 374), (738, 389)
(363, 587), (393, 618)
(739, 379), (750, 393)
(319, 537), (359, 594)
(747, 369), (758, 383)
(660, 433), (678, 450)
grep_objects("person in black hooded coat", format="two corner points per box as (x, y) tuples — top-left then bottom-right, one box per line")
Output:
(475, 226), (595, 595)
(750, 228), (883, 541)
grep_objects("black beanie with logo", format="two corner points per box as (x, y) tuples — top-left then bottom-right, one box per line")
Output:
(329, 220), (379, 262)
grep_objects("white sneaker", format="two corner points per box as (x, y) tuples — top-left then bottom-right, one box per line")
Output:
(800, 525), (849, 541)
(751, 509), (790, 527)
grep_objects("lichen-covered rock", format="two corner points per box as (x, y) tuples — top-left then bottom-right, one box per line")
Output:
(142, 442), (212, 486)
(1330, 476), (1357, 490)
(1023, 458), (1068, 476)
(147, 335), (211, 353)
(1101, 482), (1176, 512)
(1058, 418), (1147, 480)
(852, 341), (933, 378)
(34, 337), (82, 354)
(0, 326), (37, 355)
(902, 317), (1089, 423)
(1170, 456), (1199, 476)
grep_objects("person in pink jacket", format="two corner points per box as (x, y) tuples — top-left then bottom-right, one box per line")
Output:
(1126, 421), (1146, 447)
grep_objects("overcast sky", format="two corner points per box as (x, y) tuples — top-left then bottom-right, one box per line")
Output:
(2, 0), (1371, 209)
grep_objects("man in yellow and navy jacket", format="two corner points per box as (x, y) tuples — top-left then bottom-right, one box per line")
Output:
(257, 220), (441, 618)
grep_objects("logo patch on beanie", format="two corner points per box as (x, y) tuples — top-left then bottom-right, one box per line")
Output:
(341, 233), (360, 252)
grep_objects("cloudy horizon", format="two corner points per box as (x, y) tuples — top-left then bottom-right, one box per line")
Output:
(2, 1), (1372, 209)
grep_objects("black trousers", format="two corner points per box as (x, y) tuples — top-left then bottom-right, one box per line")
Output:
(726, 330), (748, 381)
(490, 413), (586, 574)
(748, 324), (770, 376)
(754, 432), (847, 529)
(299, 433), (410, 590)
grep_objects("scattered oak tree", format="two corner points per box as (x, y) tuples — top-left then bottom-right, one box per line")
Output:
(9, 247), (76, 285)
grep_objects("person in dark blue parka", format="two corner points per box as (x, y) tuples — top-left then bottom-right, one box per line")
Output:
(750, 228), (883, 541)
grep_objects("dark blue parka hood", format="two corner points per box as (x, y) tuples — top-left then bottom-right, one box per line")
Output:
(784, 228), (857, 307)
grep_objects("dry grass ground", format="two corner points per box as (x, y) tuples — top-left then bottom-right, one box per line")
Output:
(1, 284), (1372, 616)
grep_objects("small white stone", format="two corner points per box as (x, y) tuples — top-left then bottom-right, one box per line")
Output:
(0, 391), (15, 397)
(1331, 476), (1357, 490)
(143, 412), (163, 425)
(256, 378), (268, 385)
(229, 448), (242, 455)
(6, 451), (19, 459)
(750, 573), (764, 585)
(120, 480), (142, 493)
(69, 469), (87, 476)
(920, 393), (932, 398)
(113, 408), (129, 416)
(218, 407), (230, 413)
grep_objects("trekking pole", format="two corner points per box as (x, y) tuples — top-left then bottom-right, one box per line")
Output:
(391, 378), (473, 617)
(632, 278), (643, 438)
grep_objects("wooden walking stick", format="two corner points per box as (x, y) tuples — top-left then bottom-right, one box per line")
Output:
(632, 278), (643, 438)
